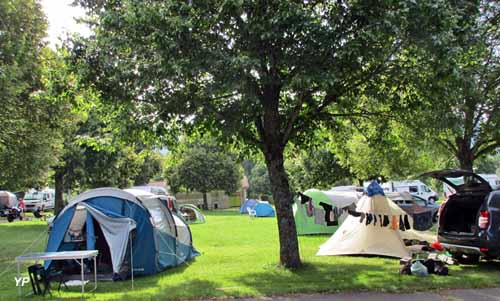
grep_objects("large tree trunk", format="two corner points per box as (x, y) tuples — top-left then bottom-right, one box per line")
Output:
(456, 137), (474, 171)
(54, 169), (64, 214)
(258, 83), (302, 268)
(202, 192), (208, 210)
(263, 146), (301, 268)
(458, 155), (474, 171)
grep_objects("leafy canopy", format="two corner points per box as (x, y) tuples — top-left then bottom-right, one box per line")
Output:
(73, 0), (464, 150)
(166, 139), (240, 195)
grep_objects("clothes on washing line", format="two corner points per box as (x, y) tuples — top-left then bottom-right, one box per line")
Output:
(306, 200), (314, 217)
(314, 208), (325, 225)
(299, 192), (312, 204)
(404, 215), (411, 229)
(348, 209), (362, 217)
(359, 212), (366, 223)
(365, 213), (373, 225)
(383, 215), (390, 227)
(318, 202), (339, 226)
(362, 213), (412, 230)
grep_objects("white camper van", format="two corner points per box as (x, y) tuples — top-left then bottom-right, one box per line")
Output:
(364, 180), (439, 202)
(23, 189), (55, 212)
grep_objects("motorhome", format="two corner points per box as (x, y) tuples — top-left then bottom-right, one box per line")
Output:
(364, 180), (439, 202)
(23, 189), (55, 212)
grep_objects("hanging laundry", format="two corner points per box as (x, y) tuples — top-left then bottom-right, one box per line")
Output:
(366, 213), (373, 225)
(319, 202), (338, 226)
(399, 215), (406, 231)
(359, 212), (366, 223)
(299, 192), (312, 204)
(383, 215), (390, 226)
(306, 200), (314, 217)
(314, 208), (326, 225)
(391, 216), (398, 230)
(404, 215), (411, 230)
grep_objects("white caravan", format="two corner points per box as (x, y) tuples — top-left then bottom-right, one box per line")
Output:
(364, 180), (439, 202)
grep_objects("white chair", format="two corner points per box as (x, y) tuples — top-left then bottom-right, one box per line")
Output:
(247, 207), (256, 218)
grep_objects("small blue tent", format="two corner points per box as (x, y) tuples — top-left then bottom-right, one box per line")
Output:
(253, 202), (276, 217)
(45, 188), (198, 279)
(239, 199), (259, 214)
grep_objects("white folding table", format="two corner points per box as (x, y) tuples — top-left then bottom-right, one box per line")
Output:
(16, 250), (98, 297)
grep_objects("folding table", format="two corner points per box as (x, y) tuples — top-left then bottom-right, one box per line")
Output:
(16, 250), (98, 297)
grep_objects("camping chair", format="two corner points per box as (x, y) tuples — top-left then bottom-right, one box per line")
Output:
(28, 264), (67, 296)
(247, 207), (256, 218)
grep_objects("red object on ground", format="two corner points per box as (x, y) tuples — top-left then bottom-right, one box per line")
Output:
(431, 241), (444, 251)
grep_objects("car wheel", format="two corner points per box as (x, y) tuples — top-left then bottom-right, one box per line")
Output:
(429, 197), (436, 203)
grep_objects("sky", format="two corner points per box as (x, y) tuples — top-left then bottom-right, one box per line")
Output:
(41, 0), (91, 48)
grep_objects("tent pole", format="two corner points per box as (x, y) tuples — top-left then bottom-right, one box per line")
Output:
(130, 232), (134, 289)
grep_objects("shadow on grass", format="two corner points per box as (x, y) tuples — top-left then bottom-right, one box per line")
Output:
(40, 258), (500, 300)
(232, 261), (400, 296)
(148, 279), (221, 300)
(231, 259), (500, 297)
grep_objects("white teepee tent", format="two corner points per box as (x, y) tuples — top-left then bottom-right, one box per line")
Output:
(317, 183), (412, 258)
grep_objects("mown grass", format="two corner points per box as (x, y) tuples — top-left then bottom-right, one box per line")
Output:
(1, 209), (500, 300)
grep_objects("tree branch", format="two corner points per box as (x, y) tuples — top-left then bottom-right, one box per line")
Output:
(281, 91), (309, 145)
(440, 138), (458, 154)
(475, 141), (500, 159)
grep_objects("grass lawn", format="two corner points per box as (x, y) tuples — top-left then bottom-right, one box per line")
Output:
(1, 209), (500, 300)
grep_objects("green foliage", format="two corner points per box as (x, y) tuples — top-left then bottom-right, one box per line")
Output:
(32, 46), (165, 195)
(286, 149), (352, 191)
(165, 139), (240, 195)
(0, 0), (64, 191)
(247, 163), (272, 199)
(402, 1), (500, 170)
(58, 108), (164, 191)
(330, 121), (454, 181)
(133, 152), (164, 185)
(475, 152), (500, 174)
(72, 0), (466, 150)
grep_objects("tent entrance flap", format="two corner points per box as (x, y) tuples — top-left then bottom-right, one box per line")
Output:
(83, 204), (136, 275)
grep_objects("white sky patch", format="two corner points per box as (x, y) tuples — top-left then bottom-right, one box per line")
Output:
(41, 0), (92, 48)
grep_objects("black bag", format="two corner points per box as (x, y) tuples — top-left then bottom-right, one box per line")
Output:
(399, 261), (412, 275)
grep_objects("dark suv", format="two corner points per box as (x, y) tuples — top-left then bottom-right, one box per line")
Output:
(423, 169), (500, 263)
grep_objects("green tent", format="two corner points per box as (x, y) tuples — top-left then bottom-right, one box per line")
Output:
(293, 189), (361, 235)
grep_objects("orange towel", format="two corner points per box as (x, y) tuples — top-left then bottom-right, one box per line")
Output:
(391, 216), (398, 230)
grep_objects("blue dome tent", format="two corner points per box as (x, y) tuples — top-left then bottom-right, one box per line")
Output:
(253, 202), (276, 217)
(239, 199), (259, 214)
(45, 188), (198, 280)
